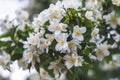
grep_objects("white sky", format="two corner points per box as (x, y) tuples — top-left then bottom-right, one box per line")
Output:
(0, 0), (29, 19)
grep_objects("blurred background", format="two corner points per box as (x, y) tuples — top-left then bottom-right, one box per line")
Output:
(0, 0), (57, 20)
(0, 0), (120, 80)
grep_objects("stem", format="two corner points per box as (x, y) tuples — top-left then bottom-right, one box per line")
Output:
(82, 0), (85, 7)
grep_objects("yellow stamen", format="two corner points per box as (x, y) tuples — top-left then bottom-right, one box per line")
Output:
(114, 0), (119, 3)
(4, 55), (9, 60)
(75, 30), (82, 36)
(48, 36), (53, 42)
(41, 42), (47, 48)
(68, 42), (75, 48)
(32, 37), (39, 43)
(59, 39), (64, 45)
(27, 52), (33, 58)
(53, 66), (59, 71)
(110, 16), (117, 24)
(93, 31), (97, 36)
(103, 45), (108, 50)
(69, 57), (75, 64)
(77, 58), (81, 62)
(22, 15), (26, 20)
(42, 71), (47, 76)
(98, 49), (104, 56)
(54, 9), (59, 13)
(54, 25), (59, 30)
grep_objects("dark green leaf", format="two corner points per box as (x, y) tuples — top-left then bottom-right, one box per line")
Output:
(104, 55), (112, 63)
(35, 62), (40, 73)
(0, 41), (12, 48)
(83, 48), (90, 55)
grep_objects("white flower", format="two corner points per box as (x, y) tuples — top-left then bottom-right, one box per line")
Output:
(3, 53), (11, 65)
(62, 0), (82, 9)
(89, 54), (97, 60)
(112, 0), (120, 6)
(72, 25), (86, 41)
(40, 68), (53, 80)
(0, 20), (13, 33)
(48, 2), (64, 20)
(17, 22), (30, 31)
(95, 43), (110, 61)
(32, 17), (43, 28)
(0, 52), (11, 66)
(45, 34), (54, 45)
(90, 28), (100, 42)
(33, 11), (48, 27)
(74, 55), (84, 67)
(85, 11), (94, 21)
(64, 54), (83, 69)
(32, 9), (49, 32)
(23, 50), (33, 63)
(39, 38), (49, 52)
(18, 59), (28, 70)
(103, 11), (120, 29)
(68, 40), (80, 53)
(94, 10), (102, 21)
(29, 73), (40, 80)
(23, 50), (40, 64)
(20, 10), (29, 21)
(86, 0), (104, 9)
(56, 71), (67, 80)
(48, 62), (59, 77)
(48, 19), (61, 35)
(55, 33), (69, 53)
(59, 23), (68, 32)
(91, 28), (99, 37)
(113, 33), (120, 42)
(26, 33), (41, 46)
(48, 58), (63, 77)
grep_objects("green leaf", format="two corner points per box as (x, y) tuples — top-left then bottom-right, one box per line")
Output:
(104, 55), (112, 63)
(11, 44), (23, 60)
(84, 18), (94, 28)
(116, 27), (120, 34)
(11, 53), (22, 61)
(6, 46), (16, 54)
(0, 41), (12, 48)
(84, 27), (92, 42)
(44, 21), (50, 26)
(104, 0), (111, 6)
(28, 63), (32, 70)
(66, 70), (75, 80)
(109, 48), (120, 54)
(83, 48), (90, 55)
(112, 5), (120, 16)
(25, 25), (34, 33)
(45, 69), (54, 78)
(81, 64), (91, 74)
(83, 55), (92, 64)
(0, 29), (12, 38)
(35, 62), (40, 73)
(40, 53), (53, 69)
(88, 42), (96, 49)
(17, 30), (28, 40)
(67, 24), (74, 33)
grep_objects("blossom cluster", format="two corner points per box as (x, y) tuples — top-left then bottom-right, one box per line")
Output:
(0, 0), (120, 80)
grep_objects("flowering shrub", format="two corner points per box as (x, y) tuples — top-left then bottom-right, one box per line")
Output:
(0, 0), (120, 80)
